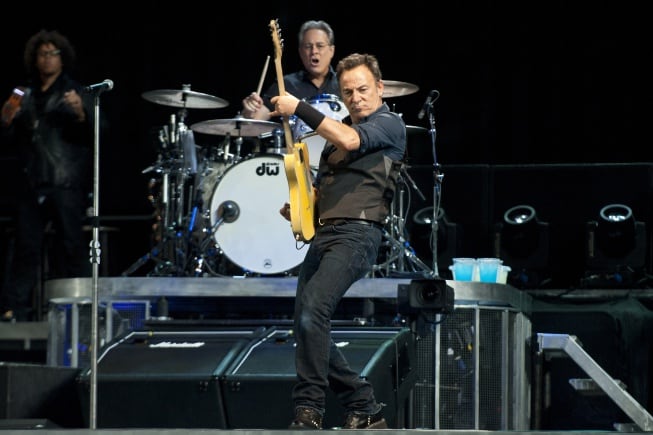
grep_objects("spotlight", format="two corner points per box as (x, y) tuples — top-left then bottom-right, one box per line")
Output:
(584, 204), (647, 287)
(397, 278), (454, 313)
(596, 204), (636, 257)
(494, 205), (550, 288)
(501, 205), (539, 258)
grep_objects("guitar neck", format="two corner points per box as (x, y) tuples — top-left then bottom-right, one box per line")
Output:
(272, 52), (295, 152)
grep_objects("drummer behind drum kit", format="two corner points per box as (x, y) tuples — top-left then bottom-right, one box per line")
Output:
(123, 81), (431, 278)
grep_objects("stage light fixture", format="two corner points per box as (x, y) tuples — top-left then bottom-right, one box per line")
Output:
(397, 278), (454, 314)
(583, 204), (647, 287)
(596, 204), (636, 257)
(494, 205), (550, 288)
(502, 205), (538, 257)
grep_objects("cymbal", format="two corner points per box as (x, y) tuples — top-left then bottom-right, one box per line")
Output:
(142, 89), (229, 109)
(190, 115), (281, 137)
(406, 125), (428, 135)
(383, 80), (419, 98)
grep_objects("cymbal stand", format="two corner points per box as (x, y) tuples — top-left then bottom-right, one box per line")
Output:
(157, 112), (193, 275)
(187, 133), (244, 277)
(373, 166), (432, 277)
(122, 112), (197, 276)
(425, 90), (443, 277)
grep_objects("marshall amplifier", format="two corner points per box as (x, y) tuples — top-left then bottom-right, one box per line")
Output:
(220, 326), (416, 429)
(77, 326), (267, 428)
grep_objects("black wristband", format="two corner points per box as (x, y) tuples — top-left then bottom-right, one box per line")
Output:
(295, 100), (326, 131)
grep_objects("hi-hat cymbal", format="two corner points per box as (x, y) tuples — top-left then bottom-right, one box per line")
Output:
(383, 80), (419, 98)
(142, 89), (229, 109)
(191, 115), (281, 137)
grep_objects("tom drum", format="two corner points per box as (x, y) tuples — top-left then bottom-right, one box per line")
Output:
(290, 93), (348, 169)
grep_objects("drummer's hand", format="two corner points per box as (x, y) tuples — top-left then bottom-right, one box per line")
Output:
(270, 93), (299, 118)
(242, 92), (263, 118)
(280, 202), (291, 221)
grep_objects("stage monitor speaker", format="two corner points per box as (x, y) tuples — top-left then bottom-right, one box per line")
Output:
(221, 326), (416, 429)
(0, 363), (83, 428)
(0, 419), (60, 429)
(77, 326), (268, 428)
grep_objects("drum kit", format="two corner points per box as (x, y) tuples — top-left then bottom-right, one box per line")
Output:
(123, 81), (432, 278)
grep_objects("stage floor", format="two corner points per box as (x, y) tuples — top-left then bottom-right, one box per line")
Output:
(0, 426), (636, 434)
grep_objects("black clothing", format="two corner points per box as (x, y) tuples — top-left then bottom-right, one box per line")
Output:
(316, 103), (405, 223)
(261, 67), (340, 117)
(291, 101), (406, 418)
(0, 73), (93, 320)
(12, 74), (92, 189)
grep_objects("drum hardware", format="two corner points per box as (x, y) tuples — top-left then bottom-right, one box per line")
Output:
(224, 135), (245, 164)
(124, 89), (219, 277)
(204, 199), (240, 239)
(260, 127), (285, 155)
(373, 164), (432, 277)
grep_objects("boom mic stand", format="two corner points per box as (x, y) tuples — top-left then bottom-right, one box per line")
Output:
(424, 90), (443, 277)
(85, 79), (113, 430)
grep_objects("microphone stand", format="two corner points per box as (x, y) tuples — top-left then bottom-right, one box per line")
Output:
(425, 99), (443, 278)
(87, 87), (109, 430)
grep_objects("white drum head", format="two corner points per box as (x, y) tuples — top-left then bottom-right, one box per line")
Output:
(208, 154), (307, 274)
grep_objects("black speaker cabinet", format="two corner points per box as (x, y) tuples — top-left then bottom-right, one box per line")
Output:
(221, 326), (416, 429)
(0, 362), (83, 428)
(77, 326), (267, 428)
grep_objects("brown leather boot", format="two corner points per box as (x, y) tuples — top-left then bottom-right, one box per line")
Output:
(342, 410), (388, 429)
(288, 406), (323, 430)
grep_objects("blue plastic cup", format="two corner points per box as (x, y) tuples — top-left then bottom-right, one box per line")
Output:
(477, 258), (503, 283)
(449, 258), (478, 281)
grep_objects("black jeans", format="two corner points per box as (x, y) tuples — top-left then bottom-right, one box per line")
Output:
(292, 220), (384, 416)
(1, 186), (87, 316)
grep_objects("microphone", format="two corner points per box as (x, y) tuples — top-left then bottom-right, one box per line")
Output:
(417, 89), (439, 120)
(217, 200), (240, 223)
(85, 79), (114, 93)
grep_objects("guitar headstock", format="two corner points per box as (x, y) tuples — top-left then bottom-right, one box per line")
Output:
(269, 19), (283, 60)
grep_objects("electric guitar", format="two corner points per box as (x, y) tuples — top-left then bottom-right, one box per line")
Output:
(269, 19), (315, 242)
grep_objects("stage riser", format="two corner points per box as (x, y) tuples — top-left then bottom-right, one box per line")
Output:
(412, 305), (531, 430)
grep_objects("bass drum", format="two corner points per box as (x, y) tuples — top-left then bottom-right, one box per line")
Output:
(208, 154), (307, 274)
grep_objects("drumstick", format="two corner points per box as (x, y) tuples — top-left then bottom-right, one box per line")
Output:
(256, 55), (270, 95)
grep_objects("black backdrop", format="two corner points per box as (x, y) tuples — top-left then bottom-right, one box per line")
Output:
(1, 2), (651, 278)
